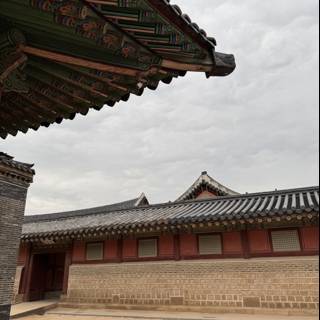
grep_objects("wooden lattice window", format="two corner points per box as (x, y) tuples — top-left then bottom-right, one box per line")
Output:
(86, 242), (104, 261)
(271, 230), (301, 252)
(138, 239), (157, 258)
(199, 234), (222, 255)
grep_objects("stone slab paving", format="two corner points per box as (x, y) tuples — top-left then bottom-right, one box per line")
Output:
(16, 308), (318, 320)
(10, 301), (58, 318)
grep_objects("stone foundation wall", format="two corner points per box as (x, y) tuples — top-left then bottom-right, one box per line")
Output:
(64, 257), (319, 313)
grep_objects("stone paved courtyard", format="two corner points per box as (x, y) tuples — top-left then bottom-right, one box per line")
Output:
(17, 308), (318, 320)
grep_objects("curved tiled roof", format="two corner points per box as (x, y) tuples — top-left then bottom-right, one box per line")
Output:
(24, 193), (148, 223)
(0, 152), (35, 175)
(22, 186), (319, 240)
(176, 171), (239, 201)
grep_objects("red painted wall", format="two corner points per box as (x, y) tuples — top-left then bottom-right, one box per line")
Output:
(159, 235), (175, 257)
(105, 240), (118, 260)
(72, 241), (86, 262)
(65, 227), (318, 264)
(248, 230), (271, 253)
(180, 234), (198, 256)
(123, 239), (137, 258)
(223, 232), (243, 254)
(300, 226), (319, 251)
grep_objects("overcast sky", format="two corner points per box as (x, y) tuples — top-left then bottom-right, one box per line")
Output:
(1, 0), (319, 215)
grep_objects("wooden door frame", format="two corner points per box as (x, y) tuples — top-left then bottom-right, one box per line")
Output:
(24, 246), (71, 301)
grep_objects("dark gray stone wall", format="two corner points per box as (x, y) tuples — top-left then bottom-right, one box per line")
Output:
(0, 175), (32, 320)
(0, 305), (11, 320)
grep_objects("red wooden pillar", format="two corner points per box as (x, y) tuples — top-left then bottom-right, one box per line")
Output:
(117, 238), (123, 263)
(62, 249), (72, 295)
(20, 247), (30, 301)
(241, 230), (251, 259)
(23, 253), (35, 302)
(174, 234), (181, 261)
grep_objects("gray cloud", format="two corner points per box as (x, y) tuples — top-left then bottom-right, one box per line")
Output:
(1, 0), (319, 214)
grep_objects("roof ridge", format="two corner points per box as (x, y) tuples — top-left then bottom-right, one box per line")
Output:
(175, 185), (320, 203)
(176, 172), (238, 201)
(134, 192), (149, 206)
(23, 186), (319, 225)
(24, 196), (143, 223)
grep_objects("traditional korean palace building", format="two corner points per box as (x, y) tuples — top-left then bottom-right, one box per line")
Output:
(0, 0), (318, 318)
(0, 1), (236, 319)
(12, 171), (319, 315)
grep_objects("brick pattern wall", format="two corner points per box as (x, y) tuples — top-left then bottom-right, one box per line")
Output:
(64, 257), (319, 313)
(0, 181), (28, 320)
(0, 159), (33, 320)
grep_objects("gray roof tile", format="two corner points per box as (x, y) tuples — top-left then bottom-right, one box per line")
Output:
(0, 152), (35, 175)
(176, 171), (238, 201)
(24, 193), (148, 224)
(22, 186), (319, 239)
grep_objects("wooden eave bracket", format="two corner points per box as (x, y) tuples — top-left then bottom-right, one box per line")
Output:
(0, 29), (29, 101)
(0, 53), (27, 84)
(0, 52), (28, 102)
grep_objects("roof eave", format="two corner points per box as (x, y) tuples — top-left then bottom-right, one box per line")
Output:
(21, 210), (319, 242)
(207, 52), (236, 78)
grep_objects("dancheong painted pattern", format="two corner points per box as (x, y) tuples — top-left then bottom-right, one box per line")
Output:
(0, 0), (236, 139)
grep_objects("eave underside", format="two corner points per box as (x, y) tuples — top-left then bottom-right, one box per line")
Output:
(22, 213), (319, 244)
(0, 0), (236, 139)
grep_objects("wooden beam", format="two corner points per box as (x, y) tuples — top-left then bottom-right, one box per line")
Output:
(22, 46), (140, 77)
(0, 54), (27, 83)
(161, 59), (213, 73)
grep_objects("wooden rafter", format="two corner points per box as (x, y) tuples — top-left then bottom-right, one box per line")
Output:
(0, 53), (27, 84)
(0, 0), (235, 139)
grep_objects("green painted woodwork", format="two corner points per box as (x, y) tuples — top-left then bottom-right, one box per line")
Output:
(92, 0), (208, 60)
(0, 30), (29, 99)
(0, 1), (159, 70)
(0, 1), (234, 139)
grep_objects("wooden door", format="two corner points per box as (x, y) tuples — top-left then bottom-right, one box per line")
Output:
(28, 254), (47, 301)
(45, 253), (65, 292)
